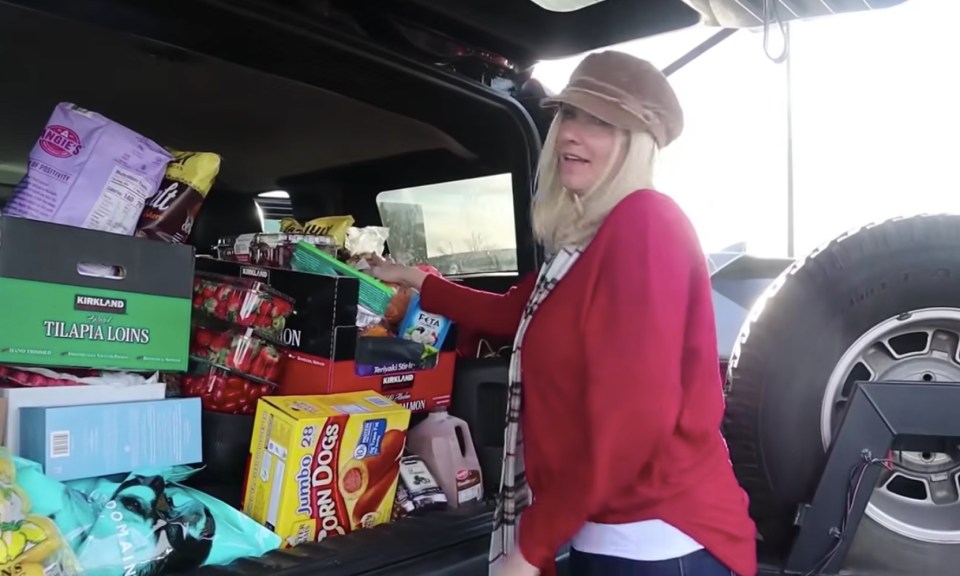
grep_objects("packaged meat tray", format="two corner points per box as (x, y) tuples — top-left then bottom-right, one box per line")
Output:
(216, 233), (337, 269)
(192, 272), (295, 338)
(190, 324), (284, 381)
(180, 360), (276, 415)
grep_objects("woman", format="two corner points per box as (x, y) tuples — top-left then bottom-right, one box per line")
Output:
(370, 51), (757, 576)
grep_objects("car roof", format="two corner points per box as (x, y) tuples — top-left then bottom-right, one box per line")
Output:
(367, 0), (910, 65)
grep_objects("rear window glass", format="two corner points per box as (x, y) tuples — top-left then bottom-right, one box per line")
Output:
(376, 173), (518, 276)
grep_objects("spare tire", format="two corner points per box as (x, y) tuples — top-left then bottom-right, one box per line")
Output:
(724, 214), (960, 573)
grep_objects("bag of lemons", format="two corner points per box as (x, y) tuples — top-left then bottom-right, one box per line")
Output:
(0, 448), (81, 576)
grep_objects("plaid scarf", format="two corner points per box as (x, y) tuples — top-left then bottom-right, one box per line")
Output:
(488, 246), (585, 574)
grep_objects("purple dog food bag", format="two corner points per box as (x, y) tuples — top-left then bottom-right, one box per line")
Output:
(5, 103), (172, 235)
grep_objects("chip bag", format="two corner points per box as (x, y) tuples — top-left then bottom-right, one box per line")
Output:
(136, 150), (221, 243)
(280, 215), (355, 247)
(0, 448), (81, 576)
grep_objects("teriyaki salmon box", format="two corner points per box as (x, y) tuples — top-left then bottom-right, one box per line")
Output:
(242, 392), (411, 547)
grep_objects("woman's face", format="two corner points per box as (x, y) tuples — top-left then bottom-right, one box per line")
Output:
(555, 104), (622, 195)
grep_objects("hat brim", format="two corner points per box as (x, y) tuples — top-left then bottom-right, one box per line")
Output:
(541, 89), (652, 136)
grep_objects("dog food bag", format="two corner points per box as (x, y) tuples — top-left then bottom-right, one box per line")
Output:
(136, 150), (221, 243)
(5, 103), (171, 235)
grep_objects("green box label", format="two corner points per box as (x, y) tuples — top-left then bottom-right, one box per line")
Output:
(0, 278), (190, 371)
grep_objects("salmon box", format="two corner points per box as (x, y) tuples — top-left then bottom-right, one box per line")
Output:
(280, 325), (456, 413)
(0, 216), (194, 371)
(242, 392), (411, 547)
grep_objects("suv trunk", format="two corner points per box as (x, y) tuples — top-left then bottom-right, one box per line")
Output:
(0, 1), (910, 575)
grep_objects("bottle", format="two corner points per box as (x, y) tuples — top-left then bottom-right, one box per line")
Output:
(405, 409), (483, 507)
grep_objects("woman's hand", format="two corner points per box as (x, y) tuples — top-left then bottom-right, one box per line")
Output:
(495, 553), (540, 576)
(366, 255), (428, 291)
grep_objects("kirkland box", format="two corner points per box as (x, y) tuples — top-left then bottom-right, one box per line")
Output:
(19, 397), (202, 481)
(195, 257), (456, 412)
(0, 216), (194, 371)
(243, 392), (411, 547)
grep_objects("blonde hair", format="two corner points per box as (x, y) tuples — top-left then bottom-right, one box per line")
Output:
(531, 116), (659, 252)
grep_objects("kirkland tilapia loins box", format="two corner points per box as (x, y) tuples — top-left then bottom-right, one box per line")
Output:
(0, 215), (194, 371)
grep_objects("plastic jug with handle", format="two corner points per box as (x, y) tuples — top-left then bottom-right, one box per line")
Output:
(406, 408), (484, 507)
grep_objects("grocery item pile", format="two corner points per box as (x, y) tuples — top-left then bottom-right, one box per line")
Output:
(0, 102), (486, 575)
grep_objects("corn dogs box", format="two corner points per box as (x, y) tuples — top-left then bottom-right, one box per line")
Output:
(242, 392), (410, 547)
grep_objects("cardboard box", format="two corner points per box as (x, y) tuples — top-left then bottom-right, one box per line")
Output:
(281, 326), (455, 413)
(19, 397), (202, 480)
(1, 382), (167, 454)
(195, 257), (356, 357)
(243, 392), (411, 547)
(194, 258), (455, 413)
(0, 216), (194, 371)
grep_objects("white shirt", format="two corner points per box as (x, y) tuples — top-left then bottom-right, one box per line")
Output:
(571, 519), (704, 561)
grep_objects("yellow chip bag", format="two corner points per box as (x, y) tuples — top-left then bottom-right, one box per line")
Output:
(280, 215), (355, 247)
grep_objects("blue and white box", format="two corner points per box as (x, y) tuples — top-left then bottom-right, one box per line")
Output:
(19, 397), (202, 481)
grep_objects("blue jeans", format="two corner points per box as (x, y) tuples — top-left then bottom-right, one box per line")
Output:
(569, 548), (736, 576)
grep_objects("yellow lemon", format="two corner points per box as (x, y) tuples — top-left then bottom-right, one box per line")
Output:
(17, 562), (48, 576)
(2, 530), (27, 561)
(18, 523), (47, 544)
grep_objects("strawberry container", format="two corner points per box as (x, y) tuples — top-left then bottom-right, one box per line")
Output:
(0, 365), (95, 388)
(190, 324), (285, 381)
(215, 233), (337, 269)
(180, 360), (276, 415)
(192, 272), (295, 338)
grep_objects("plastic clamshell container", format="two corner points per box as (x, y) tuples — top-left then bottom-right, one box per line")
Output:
(190, 324), (285, 382)
(216, 233), (338, 269)
(180, 360), (276, 415)
(191, 272), (295, 339)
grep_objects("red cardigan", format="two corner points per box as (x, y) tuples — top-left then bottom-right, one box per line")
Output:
(420, 190), (757, 576)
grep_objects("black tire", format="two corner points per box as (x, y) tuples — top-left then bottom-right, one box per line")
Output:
(723, 214), (960, 571)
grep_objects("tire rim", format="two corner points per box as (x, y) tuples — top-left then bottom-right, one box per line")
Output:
(821, 308), (960, 543)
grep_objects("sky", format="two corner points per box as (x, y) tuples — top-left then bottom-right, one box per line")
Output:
(379, 0), (960, 262)
(533, 0), (960, 256)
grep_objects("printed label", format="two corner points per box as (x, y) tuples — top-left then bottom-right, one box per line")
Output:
(456, 469), (483, 504)
(381, 373), (415, 389)
(0, 278), (189, 371)
(74, 294), (127, 314)
(39, 125), (82, 158)
(82, 165), (155, 235)
(304, 417), (349, 541)
(355, 418), (387, 459)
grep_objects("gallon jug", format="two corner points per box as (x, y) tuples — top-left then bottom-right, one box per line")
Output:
(406, 409), (483, 507)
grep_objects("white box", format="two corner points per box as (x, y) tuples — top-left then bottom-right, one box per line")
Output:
(1, 383), (166, 454)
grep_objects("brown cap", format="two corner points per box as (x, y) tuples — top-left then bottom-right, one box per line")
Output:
(542, 51), (684, 148)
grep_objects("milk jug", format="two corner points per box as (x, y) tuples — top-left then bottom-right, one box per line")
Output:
(406, 409), (484, 507)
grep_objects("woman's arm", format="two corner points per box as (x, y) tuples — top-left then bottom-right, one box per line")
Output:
(517, 192), (698, 568)
(419, 273), (536, 340)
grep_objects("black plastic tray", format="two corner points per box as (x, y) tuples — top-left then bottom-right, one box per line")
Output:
(180, 502), (495, 576)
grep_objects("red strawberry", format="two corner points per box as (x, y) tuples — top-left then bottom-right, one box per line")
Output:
(230, 337), (255, 373)
(194, 328), (214, 348)
(252, 346), (280, 380)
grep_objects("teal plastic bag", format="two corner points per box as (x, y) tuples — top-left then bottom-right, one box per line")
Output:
(14, 458), (280, 575)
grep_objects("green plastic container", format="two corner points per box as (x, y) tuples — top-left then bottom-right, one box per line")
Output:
(291, 241), (394, 314)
